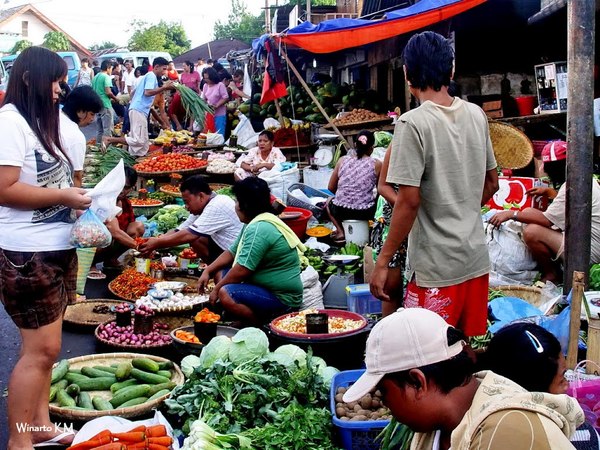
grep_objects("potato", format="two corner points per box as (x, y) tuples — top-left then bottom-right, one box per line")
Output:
(360, 394), (372, 410)
(374, 389), (382, 398)
(353, 404), (362, 412)
(337, 386), (347, 394)
(336, 402), (344, 408)
(347, 412), (356, 418)
(347, 401), (358, 409)
(340, 416), (350, 421)
(336, 407), (347, 418)
(357, 409), (372, 417)
(371, 412), (381, 420)
(371, 398), (381, 409)
(350, 414), (368, 421)
(335, 393), (344, 403)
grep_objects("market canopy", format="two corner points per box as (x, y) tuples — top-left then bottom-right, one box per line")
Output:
(277, 0), (487, 54)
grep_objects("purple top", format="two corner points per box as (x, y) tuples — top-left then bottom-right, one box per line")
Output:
(202, 82), (229, 117)
(180, 71), (200, 92)
(333, 155), (377, 209)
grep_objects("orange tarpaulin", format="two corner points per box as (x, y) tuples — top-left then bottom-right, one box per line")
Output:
(277, 0), (486, 54)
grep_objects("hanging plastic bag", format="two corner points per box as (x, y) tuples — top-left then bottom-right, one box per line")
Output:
(70, 209), (112, 248)
(87, 159), (125, 222)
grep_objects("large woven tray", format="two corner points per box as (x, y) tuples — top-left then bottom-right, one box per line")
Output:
(49, 352), (184, 421)
(136, 166), (207, 178)
(323, 117), (392, 130)
(108, 279), (145, 301)
(159, 186), (182, 197)
(63, 299), (134, 329)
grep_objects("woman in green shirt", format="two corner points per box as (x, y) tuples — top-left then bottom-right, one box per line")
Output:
(199, 177), (304, 325)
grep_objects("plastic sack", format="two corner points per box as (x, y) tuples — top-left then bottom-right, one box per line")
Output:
(70, 209), (112, 248)
(488, 297), (543, 333)
(87, 159), (125, 222)
(301, 265), (324, 310)
(231, 113), (259, 148)
(258, 165), (300, 203)
(263, 117), (281, 130)
(206, 132), (225, 145)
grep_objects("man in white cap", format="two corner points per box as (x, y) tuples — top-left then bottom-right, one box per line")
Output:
(343, 308), (583, 450)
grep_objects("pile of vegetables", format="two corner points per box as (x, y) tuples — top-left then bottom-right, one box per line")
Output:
(334, 385), (390, 421)
(97, 320), (172, 347)
(134, 153), (208, 173)
(67, 424), (172, 450)
(135, 291), (208, 310)
(303, 243), (363, 278)
(50, 357), (177, 413)
(109, 269), (158, 300)
(206, 159), (237, 174)
(590, 264), (600, 290)
(147, 205), (189, 234)
(152, 129), (193, 145)
(331, 108), (390, 126)
(82, 145), (137, 187)
(165, 327), (339, 448)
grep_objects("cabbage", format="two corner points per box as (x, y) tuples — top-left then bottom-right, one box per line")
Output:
(320, 366), (340, 388)
(273, 344), (307, 368)
(181, 354), (201, 377)
(374, 131), (393, 148)
(229, 327), (269, 364)
(198, 335), (233, 368)
(310, 356), (327, 375)
(266, 352), (295, 370)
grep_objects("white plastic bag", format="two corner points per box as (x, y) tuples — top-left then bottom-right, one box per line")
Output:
(243, 63), (252, 98)
(263, 117), (280, 130)
(301, 265), (324, 310)
(259, 165), (300, 203)
(206, 133), (225, 145)
(231, 113), (259, 148)
(485, 217), (539, 284)
(87, 159), (125, 221)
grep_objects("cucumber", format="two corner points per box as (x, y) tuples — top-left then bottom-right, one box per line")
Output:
(147, 389), (170, 401)
(56, 389), (76, 408)
(156, 370), (172, 379)
(49, 380), (69, 402)
(147, 381), (176, 397)
(92, 396), (114, 411)
(131, 358), (160, 373)
(110, 384), (151, 408)
(119, 397), (149, 408)
(65, 384), (80, 397)
(110, 379), (138, 393)
(51, 359), (69, 384)
(130, 368), (170, 385)
(81, 366), (117, 378)
(114, 362), (132, 381)
(92, 365), (118, 375)
(157, 360), (174, 371)
(77, 392), (94, 410)
(75, 376), (117, 391)
(64, 372), (90, 384)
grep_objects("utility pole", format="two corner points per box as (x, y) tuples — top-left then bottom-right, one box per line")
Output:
(265, 0), (271, 33)
(307, 0), (311, 22)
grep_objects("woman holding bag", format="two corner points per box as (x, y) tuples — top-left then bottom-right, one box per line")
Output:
(0, 47), (91, 449)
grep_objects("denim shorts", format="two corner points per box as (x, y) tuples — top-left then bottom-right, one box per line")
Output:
(221, 283), (293, 322)
(0, 248), (77, 329)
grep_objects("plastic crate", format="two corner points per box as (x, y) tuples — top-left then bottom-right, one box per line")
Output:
(286, 182), (332, 219)
(331, 369), (390, 450)
(346, 284), (382, 315)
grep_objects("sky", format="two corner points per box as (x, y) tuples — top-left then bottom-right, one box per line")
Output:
(5, 0), (268, 48)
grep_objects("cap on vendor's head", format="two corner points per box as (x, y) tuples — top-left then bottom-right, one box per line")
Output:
(542, 140), (567, 163)
(342, 308), (465, 403)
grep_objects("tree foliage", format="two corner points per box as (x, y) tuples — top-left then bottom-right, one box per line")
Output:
(128, 20), (191, 57)
(288, 0), (336, 5)
(89, 41), (118, 51)
(10, 39), (32, 53)
(213, 0), (264, 44)
(43, 31), (70, 51)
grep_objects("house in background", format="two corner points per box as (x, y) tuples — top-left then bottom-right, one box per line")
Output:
(0, 3), (90, 57)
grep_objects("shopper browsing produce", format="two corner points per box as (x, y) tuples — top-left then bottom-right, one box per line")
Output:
(0, 47), (92, 449)
(326, 129), (381, 244)
(369, 31), (498, 337)
(343, 308), (584, 450)
(198, 177), (304, 325)
(139, 175), (243, 264)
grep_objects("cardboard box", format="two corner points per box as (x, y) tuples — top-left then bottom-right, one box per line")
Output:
(486, 176), (549, 211)
(483, 100), (503, 119)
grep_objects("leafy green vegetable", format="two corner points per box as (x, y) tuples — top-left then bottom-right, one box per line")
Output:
(273, 344), (307, 368)
(181, 355), (201, 377)
(374, 131), (393, 148)
(199, 335), (233, 369)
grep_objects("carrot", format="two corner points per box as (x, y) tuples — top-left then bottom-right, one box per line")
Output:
(144, 425), (167, 438)
(148, 444), (171, 450)
(67, 433), (112, 450)
(126, 425), (147, 433)
(89, 444), (125, 450)
(123, 443), (147, 450)
(147, 436), (173, 446)
(111, 431), (145, 443)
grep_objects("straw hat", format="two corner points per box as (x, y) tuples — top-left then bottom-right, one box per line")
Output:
(488, 121), (534, 169)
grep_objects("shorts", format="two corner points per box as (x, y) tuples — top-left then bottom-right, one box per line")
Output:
(221, 282), (294, 323)
(404, 273), (489, 337)
(329, 202), (376, 222)
(0, 248), (77, 329)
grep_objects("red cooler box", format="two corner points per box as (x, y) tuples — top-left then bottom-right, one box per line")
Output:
(486, 176), (549, 211)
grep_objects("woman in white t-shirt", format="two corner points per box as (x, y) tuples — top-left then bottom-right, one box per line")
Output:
(0, 47), (91, 449)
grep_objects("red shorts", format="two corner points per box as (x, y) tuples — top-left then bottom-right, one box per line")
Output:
(404, 274), (489, 337)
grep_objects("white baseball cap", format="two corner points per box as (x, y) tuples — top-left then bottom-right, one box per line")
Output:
(343, 308), (465, 403)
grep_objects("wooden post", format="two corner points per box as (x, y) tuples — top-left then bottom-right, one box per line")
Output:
(280, 47), (350, 149)
(566, 271), (585, 369)
(587, 317), (600, 373)
(274, 98), (285, 127)
(563, 0), (595, 293)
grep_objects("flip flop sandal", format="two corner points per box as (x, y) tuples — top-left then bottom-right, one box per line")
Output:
(87, 269), (106, 280)
(33, 429), (76, 447)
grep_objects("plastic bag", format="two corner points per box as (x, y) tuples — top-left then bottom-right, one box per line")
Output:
(70, 209), (112, 248)
(206, 133), (225, 145)
(259, 165), (300, 203)
(231, 113), (259, 148)
(301, 266), (324, 310)
(87, 159), (125, 222)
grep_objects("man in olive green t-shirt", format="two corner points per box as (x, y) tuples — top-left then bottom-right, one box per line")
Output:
(91, 60), (118, 146)
(370, 31), (498, 337)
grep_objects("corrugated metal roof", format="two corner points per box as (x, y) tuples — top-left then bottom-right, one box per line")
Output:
(361, 0), (415, 17)
(527, 0), (566, 24)
(0, 5), (26, 25)
(173, 39), (250, 65)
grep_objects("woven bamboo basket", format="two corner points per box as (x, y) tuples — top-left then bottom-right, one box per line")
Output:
(63, 299), (134, 329)
(209, 183), (232, 192)
(492, 285), (543, 309)
(95, 319), (173, 351)
(131, 200), (164, 217)
(49, 352), (184, 420)
(159, 185), (182, 197)
(488, 121), (534, 170)
(136, 166), (207, 178)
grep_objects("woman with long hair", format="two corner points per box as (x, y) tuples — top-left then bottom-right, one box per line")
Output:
(180, 60), (200, 93)
(0, 47), (91, 449)
(201, 66), (230, 136)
